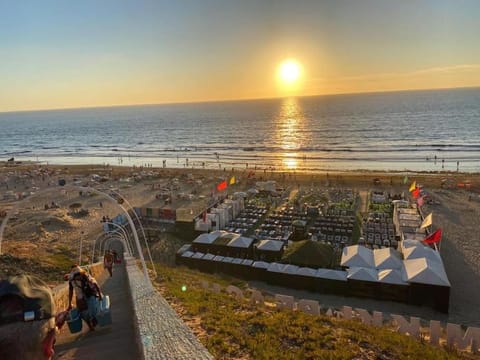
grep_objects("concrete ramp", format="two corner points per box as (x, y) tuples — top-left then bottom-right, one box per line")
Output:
(55, 264), (140, 359)
(55, 259), (213, 360)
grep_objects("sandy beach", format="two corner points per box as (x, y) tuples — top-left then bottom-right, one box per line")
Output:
(1, 162), (480, 326)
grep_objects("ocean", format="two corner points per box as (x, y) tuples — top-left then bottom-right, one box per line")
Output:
(1, 87), (480, 173)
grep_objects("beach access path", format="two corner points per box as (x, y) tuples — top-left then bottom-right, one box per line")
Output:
(55, 264), (140, 359)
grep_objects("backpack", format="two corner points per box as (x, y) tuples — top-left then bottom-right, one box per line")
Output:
(71, 274), (98, 299)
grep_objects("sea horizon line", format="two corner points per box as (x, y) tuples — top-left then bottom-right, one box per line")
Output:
(1, 85), (479, 115)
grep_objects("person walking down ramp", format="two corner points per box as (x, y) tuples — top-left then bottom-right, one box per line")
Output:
(67, 266), (102, 331)
(104, 250), (114, 277)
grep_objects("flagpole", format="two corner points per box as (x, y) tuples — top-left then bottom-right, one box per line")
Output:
(431, 226), (438, 252)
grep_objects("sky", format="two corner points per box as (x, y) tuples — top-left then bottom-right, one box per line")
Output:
(1, 0), (480, 112)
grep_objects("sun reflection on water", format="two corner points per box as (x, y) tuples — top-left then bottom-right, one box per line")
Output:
(283, 155), (298, 169)
(275, 98), (305, 170)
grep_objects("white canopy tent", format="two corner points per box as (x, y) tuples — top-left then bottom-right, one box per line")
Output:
(341, 245), (375, 268)
(256, 239), (284, 252)
(193, 230), (227, 244)
(347, 267), (378, 282)
(373, 248), (403, 270)
(403, 244), (441, 262)
(401, 239), (423, 251)
(228, 236), (254, 249)
(377, 269), (408, 285)
(403, 258), (451, 287)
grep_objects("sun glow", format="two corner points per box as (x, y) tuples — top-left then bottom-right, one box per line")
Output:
(283, 155), (298, 170)
(278, 59), (301, 84)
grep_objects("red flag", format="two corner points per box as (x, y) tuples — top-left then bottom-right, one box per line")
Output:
(247, 171), (255, 178)
(216, 180), (227, 191)
(422, 228), (442, 244)
(412, 187), (421, 199)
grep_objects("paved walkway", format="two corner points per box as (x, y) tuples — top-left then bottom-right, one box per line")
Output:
(55, 264), (140, 359)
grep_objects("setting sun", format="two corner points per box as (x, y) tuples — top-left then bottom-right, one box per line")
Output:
(278, 60), (301, 84)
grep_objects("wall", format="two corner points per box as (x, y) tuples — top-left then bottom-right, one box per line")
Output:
(124, 256), (213, 360)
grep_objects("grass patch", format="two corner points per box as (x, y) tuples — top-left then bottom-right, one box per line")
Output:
(46, 253), (74, 270)
(155, 263), (474, 360)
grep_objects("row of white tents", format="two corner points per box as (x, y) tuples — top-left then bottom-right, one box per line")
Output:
(180, 240), (450, 287)
(340, 244), (450, 287)
(192, 230), (284, 252)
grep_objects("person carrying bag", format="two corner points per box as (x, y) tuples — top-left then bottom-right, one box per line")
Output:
(67, 265), (102, 331)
